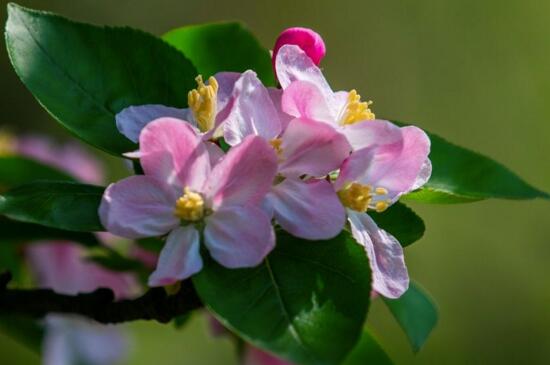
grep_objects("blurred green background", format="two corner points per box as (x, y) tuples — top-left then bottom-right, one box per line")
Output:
(1, 0), (549, 364)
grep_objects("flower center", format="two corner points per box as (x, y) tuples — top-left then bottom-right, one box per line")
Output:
(339, 90), (375, 126)
(269, 138), (283, 158)
(338, 182), (390, 213)
(0, 131), (16, 156)
(188, 75), (219, 133)
(174, 187), (205, 222)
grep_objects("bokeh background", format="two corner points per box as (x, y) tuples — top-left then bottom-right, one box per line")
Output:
(1, 0), (549, 364)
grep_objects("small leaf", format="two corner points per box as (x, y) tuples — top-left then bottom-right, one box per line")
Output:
(163, 22), (275, 86)
(0, 315), (44, 354)
(382, 282), (438, 352)
(398, 126), (549, 203)
(6, 4), (198, 155)
(370, 202), (425, 247)
(0, 156), (73, 188)
(0, 217), (99, 246)
(342, 329), (394, 365)
(0, 181), (104, 232)
(194, 231), (372, 365)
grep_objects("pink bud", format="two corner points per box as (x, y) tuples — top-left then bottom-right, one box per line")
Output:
(272, 27), (326, 69)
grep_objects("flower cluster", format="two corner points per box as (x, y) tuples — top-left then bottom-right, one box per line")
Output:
(100, 27), (431, 298)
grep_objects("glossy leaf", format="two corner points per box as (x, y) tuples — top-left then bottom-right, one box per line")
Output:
(0, 217), (99, 246)
(0, 181), (104, 232)
(163, 22), (275, 86)
(0, 156), (73, 188)
(370, 202), (425, 247)
(194, 231), (372, 365)
(5, 4), (197, 155)
(342, 329), (394, 365)
(382, 282), (438, 352)
(399, 126), (549, 203)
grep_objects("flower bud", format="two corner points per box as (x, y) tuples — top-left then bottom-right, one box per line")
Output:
(272, 27), (326, 71)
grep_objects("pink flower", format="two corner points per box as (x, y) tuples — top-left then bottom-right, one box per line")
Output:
(272, 27), (326, 75)
(115, 72), (240, 143)
(223, 70), (349, 240)
(334, 122), (431, 298)
(274, 44), (388, 151)
(15, 135), (104, 185)
(100, 118), (279, 286)
(27, 242), (133, 365)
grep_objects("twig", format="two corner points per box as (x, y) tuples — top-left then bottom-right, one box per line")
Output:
(0, 271), (202, 324)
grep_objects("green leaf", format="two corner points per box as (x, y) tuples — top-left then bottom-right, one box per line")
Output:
(399, 127), (549, 203)
(382, 282), (438, 352)
(0, 156), (73, 188)
(86, 249), (147, 272)
(369, 202), (425, 247)
(0, 315), (44, 354)
(193, 231), (372, 365)
(5, 4), (198, 156)
(0, 217), (99, 246)
(342, 329), (394, 365)
(0, 181), (104, 232)
(163, 22), (275, 86)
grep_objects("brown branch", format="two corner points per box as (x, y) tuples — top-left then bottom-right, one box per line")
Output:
(0, 271), (202, 324)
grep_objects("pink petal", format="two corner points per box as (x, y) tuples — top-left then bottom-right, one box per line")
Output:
(16, 136), (105, 185)
(268, 87), (293, 131)
(148, 226), (203, 286)
(273, 27), (326, 67)
(348, 210), (409, 298)
(412, 158), (432, 190)
(278, 118), (350, 178)
(267, 179), (345, 240)
(281, 80), (335, 124)
(336, 125), (431, 200)
(275, 44), (332, 93)
(27, 242), (136, 299)
(205, 141), (225, 166)
(44, 315), (128, 365)
(213, 71), (241, 124)
(340, 119), (404, 151)
(204, 136), (278, 208)
(244, 345), (293, 365)
(139, 118), (211, 191)
(204, 205), (275, 268)
(115, 105), (192, 143)
(99, 176), (178, 239)
(223, 71), (282, 146)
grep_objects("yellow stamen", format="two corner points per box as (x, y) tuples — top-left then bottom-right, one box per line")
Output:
(340, 90), (375, 126)
(338, 183), (373, 213)
(269, 138), (283, 157)
(338, 183), (390, 213)
(375, 201), (390, 213)
(0, 130), (16, 156)
(188, 75), (218, 133)
(174, 187), (205, 221)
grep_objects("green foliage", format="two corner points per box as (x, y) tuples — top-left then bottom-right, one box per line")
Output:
(194, 231), (372, 365)
(0, 315), (43, 354)
(5, 4), (197, 156)
(382, 282), (438, 352)
(370, 202), (425, 247)
(0, 181), (104, 232)
(0, 156), (73, 188)
(342, 329), (394, 365)
(163, 22), (275, 86)
(0, 217), (99, 246)
(402, 129), (549, 203)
